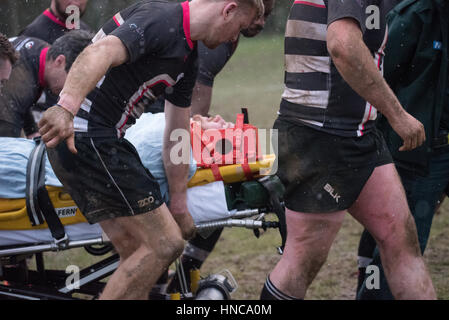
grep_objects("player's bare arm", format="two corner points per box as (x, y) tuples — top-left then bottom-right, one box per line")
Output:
(327, 18), (425, 151)
(163, 100), (196, 240)
(190, 82), (213, 116)
(38, 35), (128, 153)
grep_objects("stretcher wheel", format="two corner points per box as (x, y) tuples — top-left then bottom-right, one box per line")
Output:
(84, 243), (114, 256)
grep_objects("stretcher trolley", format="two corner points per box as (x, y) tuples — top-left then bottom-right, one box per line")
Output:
(0, 138), (285, 300)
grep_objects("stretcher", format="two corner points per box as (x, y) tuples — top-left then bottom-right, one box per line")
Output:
(0, 139), (285, 300)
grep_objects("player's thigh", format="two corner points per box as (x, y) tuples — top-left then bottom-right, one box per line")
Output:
(348, 163), (412, 244)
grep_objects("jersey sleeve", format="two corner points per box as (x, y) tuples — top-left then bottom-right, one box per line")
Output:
(327, 0), (366, 34)
(196, 41), (235, 87)
(165, 49), (198, 108)
(0, 73), (39, 136)
(110, 10), (171, 63)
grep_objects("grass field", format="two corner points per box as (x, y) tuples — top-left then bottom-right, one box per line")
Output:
(209, 34), (285, 129)
(41, 35), (449, 300)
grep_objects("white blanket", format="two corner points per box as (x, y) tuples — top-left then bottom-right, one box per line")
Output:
(0, 138), (62, 199)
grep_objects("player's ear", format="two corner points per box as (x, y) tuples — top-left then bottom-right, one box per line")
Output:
(54, 54), (67, 69)
(223, 1), (238, 20)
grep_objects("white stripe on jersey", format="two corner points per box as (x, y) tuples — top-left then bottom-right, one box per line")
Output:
(115, 74), (177, 136)
(114, 13), (125, 26)
(285, 54), (331, 74)
(285, 20), (327, 41)
(282, 86), (329, 109)
(80, 98), (92, 113)
(92, 29), (106, 43)
(96, 75), (106, 89)
(357, 101), (373, 137)
(74, 116), (89, 132)
(299, 118), (324, 127)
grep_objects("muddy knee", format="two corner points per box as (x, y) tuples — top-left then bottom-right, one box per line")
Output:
(375, 212), (420, 255)
(303, 251), (329, 284)
(155, 232), (185, 264)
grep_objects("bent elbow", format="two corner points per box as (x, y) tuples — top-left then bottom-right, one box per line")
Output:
(327, 34), (353, 63)
(327, 20), (363, 63)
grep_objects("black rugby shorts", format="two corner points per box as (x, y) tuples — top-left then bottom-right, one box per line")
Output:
(274, 117), (393, 213)
(47, 135), (164, 224)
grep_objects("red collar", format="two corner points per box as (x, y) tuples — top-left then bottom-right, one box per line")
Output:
(181, 1), (195, 50)
(43, 8), (67, 28)
(38, 47), (49, 88)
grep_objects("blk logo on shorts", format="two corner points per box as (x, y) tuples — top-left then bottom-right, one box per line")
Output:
(324, 183), (341, 203)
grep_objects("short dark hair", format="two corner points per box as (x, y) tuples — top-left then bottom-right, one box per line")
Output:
(0, 33), (18, 65)
(47, 30), (93, 72)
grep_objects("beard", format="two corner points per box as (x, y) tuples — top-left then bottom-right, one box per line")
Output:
(240, 25), (264, 38)
(54, 0), (86, 19)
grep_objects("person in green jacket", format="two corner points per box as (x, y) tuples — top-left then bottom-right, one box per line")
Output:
(357, 0), (449, 300)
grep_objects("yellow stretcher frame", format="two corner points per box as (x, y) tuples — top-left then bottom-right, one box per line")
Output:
(0, 155), (276, 231)
(188, 154), (275, 187)
(0, 187), (87, 230)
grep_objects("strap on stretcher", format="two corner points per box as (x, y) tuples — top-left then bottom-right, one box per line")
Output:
(25, 137), (68, 245)
(209, 163), (254, 182)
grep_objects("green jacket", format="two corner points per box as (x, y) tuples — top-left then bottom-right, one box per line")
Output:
(378, 0), (449, 176)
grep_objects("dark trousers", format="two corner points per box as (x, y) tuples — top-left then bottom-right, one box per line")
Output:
(357, 146), (449, 300)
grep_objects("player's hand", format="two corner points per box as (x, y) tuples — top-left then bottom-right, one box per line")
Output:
(169, 192), (196, 240)
(388, 111), (426, 151)
(38, 105), (77, 154)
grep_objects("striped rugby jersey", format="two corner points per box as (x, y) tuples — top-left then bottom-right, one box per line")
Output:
(73, 0), (198, 138)
(280, 0), (398, 137)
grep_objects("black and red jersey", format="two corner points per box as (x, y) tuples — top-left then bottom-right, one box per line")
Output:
(74, 0), (198, 138)
(145, 38), (238, 114)
(20, 8), (92, 44)
(196, 39), (238, 87)
(0, 37), (49, 137)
